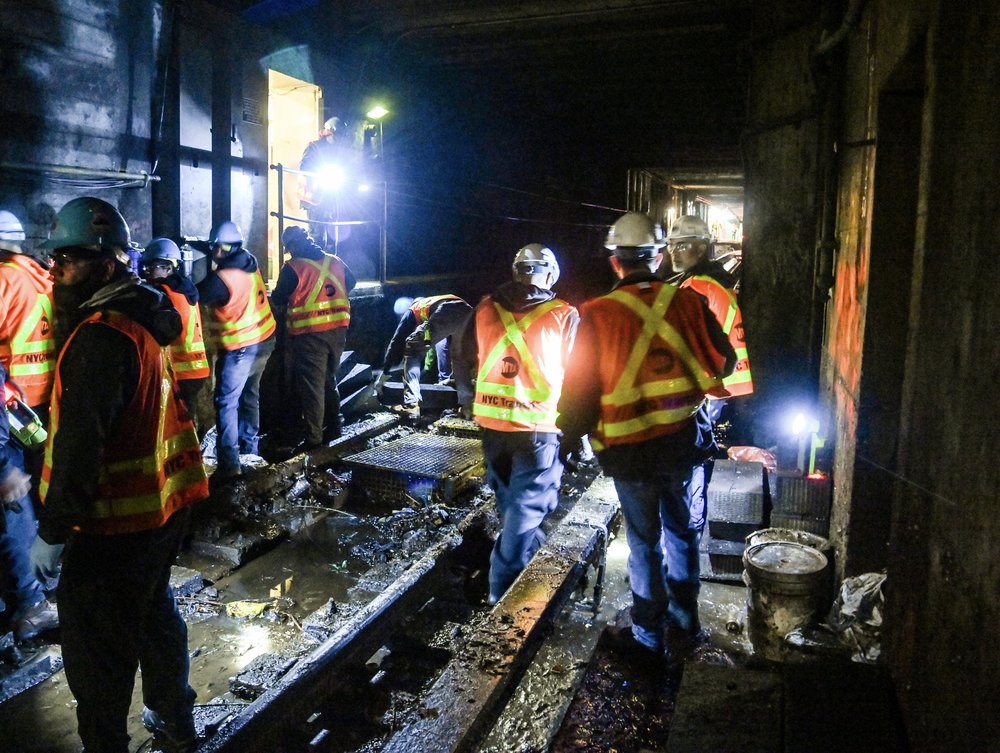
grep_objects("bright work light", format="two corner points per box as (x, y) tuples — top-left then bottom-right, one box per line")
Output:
(318, 164), (346, 190)
(366, 105), (389, 120)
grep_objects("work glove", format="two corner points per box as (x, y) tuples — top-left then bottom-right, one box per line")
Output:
(0, 466), (31, 512)
(559, 435), (585, 473)
(30, 536), (64, 582)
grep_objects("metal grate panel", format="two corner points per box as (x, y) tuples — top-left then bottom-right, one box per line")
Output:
(433, 417), (481, 439)
(343, 434), (484, 506)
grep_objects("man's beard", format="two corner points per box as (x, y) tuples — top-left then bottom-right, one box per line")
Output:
(53, 272), (108, 351)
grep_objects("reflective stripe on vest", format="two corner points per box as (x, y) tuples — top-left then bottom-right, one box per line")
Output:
(161, 285), (209, 380)
(208, 268), (276, 350)
(0, 258), (55, 407)
(286, 256), (351, 334)
(473, 298), (570, 432)
(591, 284), (722, 450)
(683, 274), (753, 396)
(411, 295), (460, 325)
(39, 311), (208, 534)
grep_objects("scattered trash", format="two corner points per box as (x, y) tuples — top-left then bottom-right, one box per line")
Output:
(827, 571), (886, 663)
(226, 600), (270, 619)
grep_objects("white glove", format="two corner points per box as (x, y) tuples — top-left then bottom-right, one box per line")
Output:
(0, 466), (31, 508)
(30, 536), (64, 582)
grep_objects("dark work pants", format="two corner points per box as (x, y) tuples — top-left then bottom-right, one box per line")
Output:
(58, 511), (195, 753)
(482, 429), (563, 602)
(288, 327), (347, 445)
(177, 377), (206, 437)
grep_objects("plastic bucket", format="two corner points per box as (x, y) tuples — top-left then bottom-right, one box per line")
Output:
(743, 541), (828, 661)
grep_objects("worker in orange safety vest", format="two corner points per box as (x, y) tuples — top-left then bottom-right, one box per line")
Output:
(557, 212), (735, 659)
(376, 293), (472, 418)
(140, 238), (210, 433)
(270, 225), (356, 450)
(664, 214), (754, 529)
(0, 210), (55, 411)
(456, 243), (579, 603)
(197, 220), (276, 483)
(31, 196), (208, 753)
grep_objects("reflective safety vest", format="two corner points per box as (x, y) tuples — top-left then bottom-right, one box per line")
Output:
(411, 295), (460, 323)
(473, 297), (577, 433)
(285, 255), (351, 335)
(0, 255), (55, 407)
(680, 274), (753, 397)
(159, 285), (210, 380)
(583, 281), (727, 452)
(40, 311), (208, 535)
(207, 268), (276, 351)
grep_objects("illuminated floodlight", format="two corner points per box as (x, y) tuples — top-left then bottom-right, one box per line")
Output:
(318, 164), (346, 190)
(791, 412), (807, 435)
(366, 105), (389, 120)
(358, 183), (371, 192)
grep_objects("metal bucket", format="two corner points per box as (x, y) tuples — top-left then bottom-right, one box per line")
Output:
(743, 541), (828, 661)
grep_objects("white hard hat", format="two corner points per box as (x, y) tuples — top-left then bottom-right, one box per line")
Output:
(209, 220), (244, 247)
(666, 215), (711, 241)
(604, 212), (664, 258)
(323, 116), (340, 133)
(512, 243), (560, 285)
(0, 210), (25, 252)
(143, 238), (182, 266)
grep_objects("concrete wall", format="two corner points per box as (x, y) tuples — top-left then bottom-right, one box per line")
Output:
(817, 0), (998, 746)
(741, 2), (824, 447)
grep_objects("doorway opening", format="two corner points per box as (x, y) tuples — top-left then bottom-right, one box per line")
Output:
(267, 69), (322, 284)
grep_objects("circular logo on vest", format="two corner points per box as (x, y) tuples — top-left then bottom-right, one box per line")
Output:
(501, 356), (520, 378)
(40, 316), (50, 336)
(324, 283), (336, 298)
(647, 348), (675, 375)
(734, 323), (745, 342)
(257, 290), (266, 305)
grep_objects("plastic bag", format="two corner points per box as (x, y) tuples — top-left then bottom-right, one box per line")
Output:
(828, 571), (886, 663)
(727, 445), (778, 471)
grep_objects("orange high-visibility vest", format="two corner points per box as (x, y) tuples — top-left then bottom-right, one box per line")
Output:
(582, 281), (729, 452)
(207, 268), (276, 350)
(680, 274), (753, 397)
(40, 311), (208, 535)
(0, 254), (55, 407)
(410, 295), (461, 325)
(473, 296), (577, 433)
(159, 284), (210, 380)
(285, 255), (351, 335)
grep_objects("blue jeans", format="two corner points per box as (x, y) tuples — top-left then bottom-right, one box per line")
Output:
(402, 337), (452, 407)
(1, 444), (46, 619)
(59, 511), (195, 753)
(213, 337), (275, 474)
(614, 464), (705, 651)
(483, 430), (563, 602)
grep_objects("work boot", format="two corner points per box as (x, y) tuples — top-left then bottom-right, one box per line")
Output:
(601, 624), (664, 663)
(141, 706), (197, 753)
(391, 403), (420, 418)
(14, 599), (59, 641)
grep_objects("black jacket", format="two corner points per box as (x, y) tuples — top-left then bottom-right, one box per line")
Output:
(39, 277), (181, 543)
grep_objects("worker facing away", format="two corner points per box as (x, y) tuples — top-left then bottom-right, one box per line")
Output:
(0, 209), (56, 411)
(458, 243), (579, 603)
(140, 238), (210, 433)
(31, 196), (209, 753)
(557, 211), (735, 659)
(665, 214), (754, 515)
(270, 225), (356, 450)
(0, 210), (59, 641)
(197, 220), (276, 484)
(377, 294), (473, 418)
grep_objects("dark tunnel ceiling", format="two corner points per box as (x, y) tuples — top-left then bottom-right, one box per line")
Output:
(213, 0), (752, 182)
